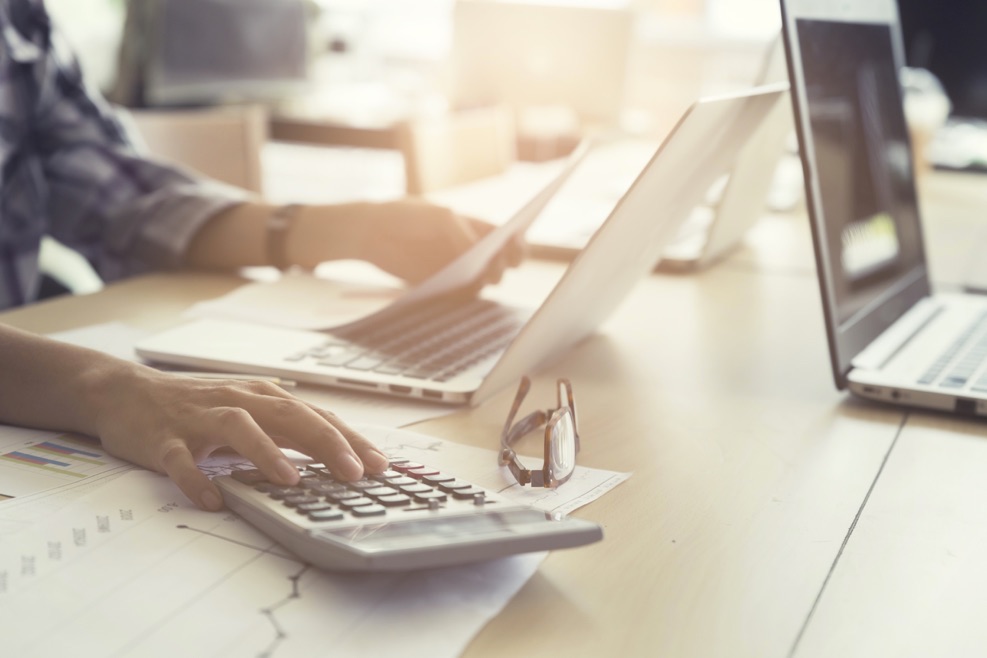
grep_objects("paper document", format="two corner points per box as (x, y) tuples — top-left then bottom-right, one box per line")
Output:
(0, 426), (134, 535)
(0, 424), (628, 658)
(429, 138), (657, 254)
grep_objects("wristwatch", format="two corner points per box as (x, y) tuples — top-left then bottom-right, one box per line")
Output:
(266, 204), (302, 270)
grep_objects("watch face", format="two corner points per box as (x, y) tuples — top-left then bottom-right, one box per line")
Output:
(267, 204), (302, 269)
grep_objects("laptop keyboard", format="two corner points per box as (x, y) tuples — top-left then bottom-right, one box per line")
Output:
(284, 297), (528, 383)
(918, 310), (987, 390)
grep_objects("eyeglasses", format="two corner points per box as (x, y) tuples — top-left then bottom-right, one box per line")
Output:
(499, 376), (580, 488)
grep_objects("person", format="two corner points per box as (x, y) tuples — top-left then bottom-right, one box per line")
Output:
(0, 0), (520, 511)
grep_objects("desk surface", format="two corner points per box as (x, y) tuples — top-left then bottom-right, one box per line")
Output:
(3, 170), (987, 657)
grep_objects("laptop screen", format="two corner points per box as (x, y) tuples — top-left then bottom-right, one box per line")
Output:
(784, 4), (933, 387)
(795, 18), (926, 324)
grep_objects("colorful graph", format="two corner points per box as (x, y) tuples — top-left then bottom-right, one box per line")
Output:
(0, 435), (107, 478)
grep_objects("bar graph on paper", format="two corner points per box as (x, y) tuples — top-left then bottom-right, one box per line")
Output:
(0, 429), (130, 500)
(1, 438), (107, 478)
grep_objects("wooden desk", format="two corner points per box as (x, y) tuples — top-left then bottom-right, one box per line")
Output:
(2, 170), (985, 657)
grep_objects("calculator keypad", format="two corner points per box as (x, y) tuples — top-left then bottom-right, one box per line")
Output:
(229, 457), (492, 523)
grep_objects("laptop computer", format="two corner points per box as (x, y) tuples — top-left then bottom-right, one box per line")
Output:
(505, 36), (793, 271)
(781, 0), (987, 416)
(136, 86), (786, 406)
(660, 36), (793, 271)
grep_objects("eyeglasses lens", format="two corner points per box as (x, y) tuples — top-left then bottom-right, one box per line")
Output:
(549, 409), (576, 480)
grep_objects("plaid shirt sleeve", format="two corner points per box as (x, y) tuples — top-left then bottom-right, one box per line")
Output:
(0, 0), (247, 308)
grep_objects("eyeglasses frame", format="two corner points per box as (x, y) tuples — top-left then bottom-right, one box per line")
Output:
(499, 376), (580, 488)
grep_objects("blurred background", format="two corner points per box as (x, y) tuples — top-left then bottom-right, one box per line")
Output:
(37, 0), (986, 297)
(48, 0), (779, 146)
(42, 0), (987, 191)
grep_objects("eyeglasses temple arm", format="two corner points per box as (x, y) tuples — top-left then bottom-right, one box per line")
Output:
(559, 378), (580, 453)
(500, 376), (532, 440)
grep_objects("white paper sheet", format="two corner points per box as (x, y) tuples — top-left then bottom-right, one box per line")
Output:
(428, 138), (657, 251)
(0, 425), (628, 658)
(0, 426), (132, 503)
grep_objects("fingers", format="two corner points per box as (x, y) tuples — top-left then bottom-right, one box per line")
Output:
(304, 404), (390, 474)
(159, 440), (225, 511)
(465, 216), (495, 238)
(206, 406), (302, 486)
(465, 215), (526, 269)
(109, 372), (391, 513)
(160, 380), (388, 509)
(226, 385), (381, 481)
(483, 252), (508, 286)
(505, 234), (526, 267)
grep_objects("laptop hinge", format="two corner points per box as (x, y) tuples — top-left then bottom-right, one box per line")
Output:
(851, 296), (942, 372)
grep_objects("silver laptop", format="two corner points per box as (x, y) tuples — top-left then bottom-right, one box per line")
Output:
(514, 37), (793, 271)
(659, 36), (793, 271)
(782, 0), (987, 415)
(137, 86), (785, 406)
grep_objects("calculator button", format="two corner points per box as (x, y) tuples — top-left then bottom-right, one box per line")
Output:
(407, 467), (440, 478)
(421, 473), (455, 485)
(413, 491), (448, 503)
(339, 497), (375, 508)
(327, 490), (362, 502)
(231, 469), (269, 485)
(363, 486), (398, 497)
(437, 480), (472, 491)
(347, 480), (381, 490)
(296, 501), (333, 513)
(351, 505), (387, 517)
(371, 470), (404, 481)
(309, 482), (348, 495)
(307, 509), (345, 522)
(451, 487), (486, 500)
(391, 462), (424, 472)
(267, 487), (304, 499)
(283, 494), (319, 507)
(399, 483), (433, 495)
(388, 476), (418, 487)
(377, 494), (412, 507)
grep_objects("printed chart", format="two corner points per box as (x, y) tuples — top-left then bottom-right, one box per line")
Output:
(0, 427), (132, 500)
(0, 467), (544, 658)
(2, 436), (108, 478)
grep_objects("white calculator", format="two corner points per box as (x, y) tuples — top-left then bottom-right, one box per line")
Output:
(215, 457), (603, 571)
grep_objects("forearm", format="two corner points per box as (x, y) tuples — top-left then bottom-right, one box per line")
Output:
(0, 324), (139, 436)
(182, 197), (496, 287)
(183, 202), (371, 271)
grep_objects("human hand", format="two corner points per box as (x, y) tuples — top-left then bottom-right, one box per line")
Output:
(93, 365), (389, 511)
(288, 200), (524, 287)
(355, 199), (524, 286)
(462, 213), (527, 287)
